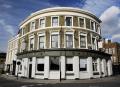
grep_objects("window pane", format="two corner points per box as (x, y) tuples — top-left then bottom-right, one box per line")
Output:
(39, 36), (44, 48)
(50, 57), (59, 70)
(79, 18), (84, 27)
(66, 17), (72, 26)
(21, 39), (26, 51)
(30, 38), (34, 50)
(66, 64), (73, 71)
(80, 35), (86, 48)
(40, 19), (45, 28)
(66, 34), (73, 48)
(86, 18), (90, 29)
(37, 64), (44, 71)
(91, 21), (94, 30)
(31, 22), (35, 30)
(93, 60), (97, 71)
(80, 59), (87, 71)
(52, 17), (58, 26)
(51, 35), (58, 48)
(92, 38), (96, 50)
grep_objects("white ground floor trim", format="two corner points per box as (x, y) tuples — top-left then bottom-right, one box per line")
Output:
(15, 56), (112, 79)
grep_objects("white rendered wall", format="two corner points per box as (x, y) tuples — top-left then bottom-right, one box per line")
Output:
(32, 57), (36, 78)
(44, 56), (49, 79)
(79, 72), (89, 79)
(21, 58), (29, 77)
(73, 56), (79, 79)
(61, 56), (65, 79)
(87, 57), (93, 78)
(97, 58), (102, 77)
(107, 60), (113, 76)
(101, 59), (107, 77)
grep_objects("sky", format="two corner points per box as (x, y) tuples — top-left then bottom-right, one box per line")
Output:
(0, 0), (120, 52)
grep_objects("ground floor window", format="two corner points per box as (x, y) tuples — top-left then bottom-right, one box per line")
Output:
(66, 64), (73, 71)
(66, 57), (73, 71)
(36, 58), (44, 72)
(93, 59), (97, 71)
(37, 64), (44, 71)
(50, 57), (59, 70)
(79, 58), (87, 71)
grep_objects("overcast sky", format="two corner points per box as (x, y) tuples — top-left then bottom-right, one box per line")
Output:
(0, 0), (120, 52)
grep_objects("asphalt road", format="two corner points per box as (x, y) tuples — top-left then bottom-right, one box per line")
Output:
(0, 76), (120, 87)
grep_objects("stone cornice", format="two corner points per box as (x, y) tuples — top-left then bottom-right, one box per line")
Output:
(17, 49), (111, 59)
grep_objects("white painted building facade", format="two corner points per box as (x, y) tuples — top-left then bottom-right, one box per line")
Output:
(5, 35), (19, 75)
(16, 56), (112, 79)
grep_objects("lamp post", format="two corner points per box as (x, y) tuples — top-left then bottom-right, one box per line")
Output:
(17, 61), (21, 80)
(59, 58), (61, 82)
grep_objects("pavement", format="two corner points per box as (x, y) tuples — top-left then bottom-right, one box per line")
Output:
(0, 74), (120, 87)
(0, 74), (120, 84)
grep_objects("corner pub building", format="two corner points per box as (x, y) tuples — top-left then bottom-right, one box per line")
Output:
(14, 7), (112, 79)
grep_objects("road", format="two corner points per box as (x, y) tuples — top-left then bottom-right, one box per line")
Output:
(0, 76), (120, 87)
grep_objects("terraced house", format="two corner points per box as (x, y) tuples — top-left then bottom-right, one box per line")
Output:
(5, 7), (113, 79)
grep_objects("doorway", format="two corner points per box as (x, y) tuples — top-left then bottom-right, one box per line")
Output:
(29, 64), (32, 78)
(12, 61), (16, 75)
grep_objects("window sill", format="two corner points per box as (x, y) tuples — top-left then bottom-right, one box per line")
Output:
(35, 73), (44, 75)
(35, 71), (44, 75)
(66, 71), (74, 75)
(79, 71), (88, 73)
(50, 70), (60, 72)
(93, 72), (99, 75)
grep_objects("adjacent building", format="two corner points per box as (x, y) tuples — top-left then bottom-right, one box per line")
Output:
(0, 53), (6, 73)
(6, 7), (113, 79)
(102, 39), (120, 74)
(5, 35), (19, 75)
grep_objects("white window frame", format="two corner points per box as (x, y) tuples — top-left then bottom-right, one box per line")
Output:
(37, 32), (45, 49)
(21, 28), (25, 35)
(90, 20), (95, 30)
(66, 57), (73, 73)
(79, 32), (87, 49)
(30, 20), (35, 31)
(50, 32), (60, 48)
(51, 16), (59, 27)
(21, 38), (26, 52)
(65, 16), (73, 27)
(50, 56), (60, 71)
(36, 58), (44, 73)
(29, 35), (34, 51)
(39, 17), (45, 28)
(78, 17), (85, 28)
(91, 35), (97, 50)
(95, 23), (100, 34)
(98, 25), (101, 34)
(93, 59), (98, 72)
(93, 22), (96, 32)
(79, 58), (87, 72)
(64, 32), (74, 48)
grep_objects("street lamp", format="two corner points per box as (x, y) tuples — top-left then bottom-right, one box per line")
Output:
(59, 58), (61, 82)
